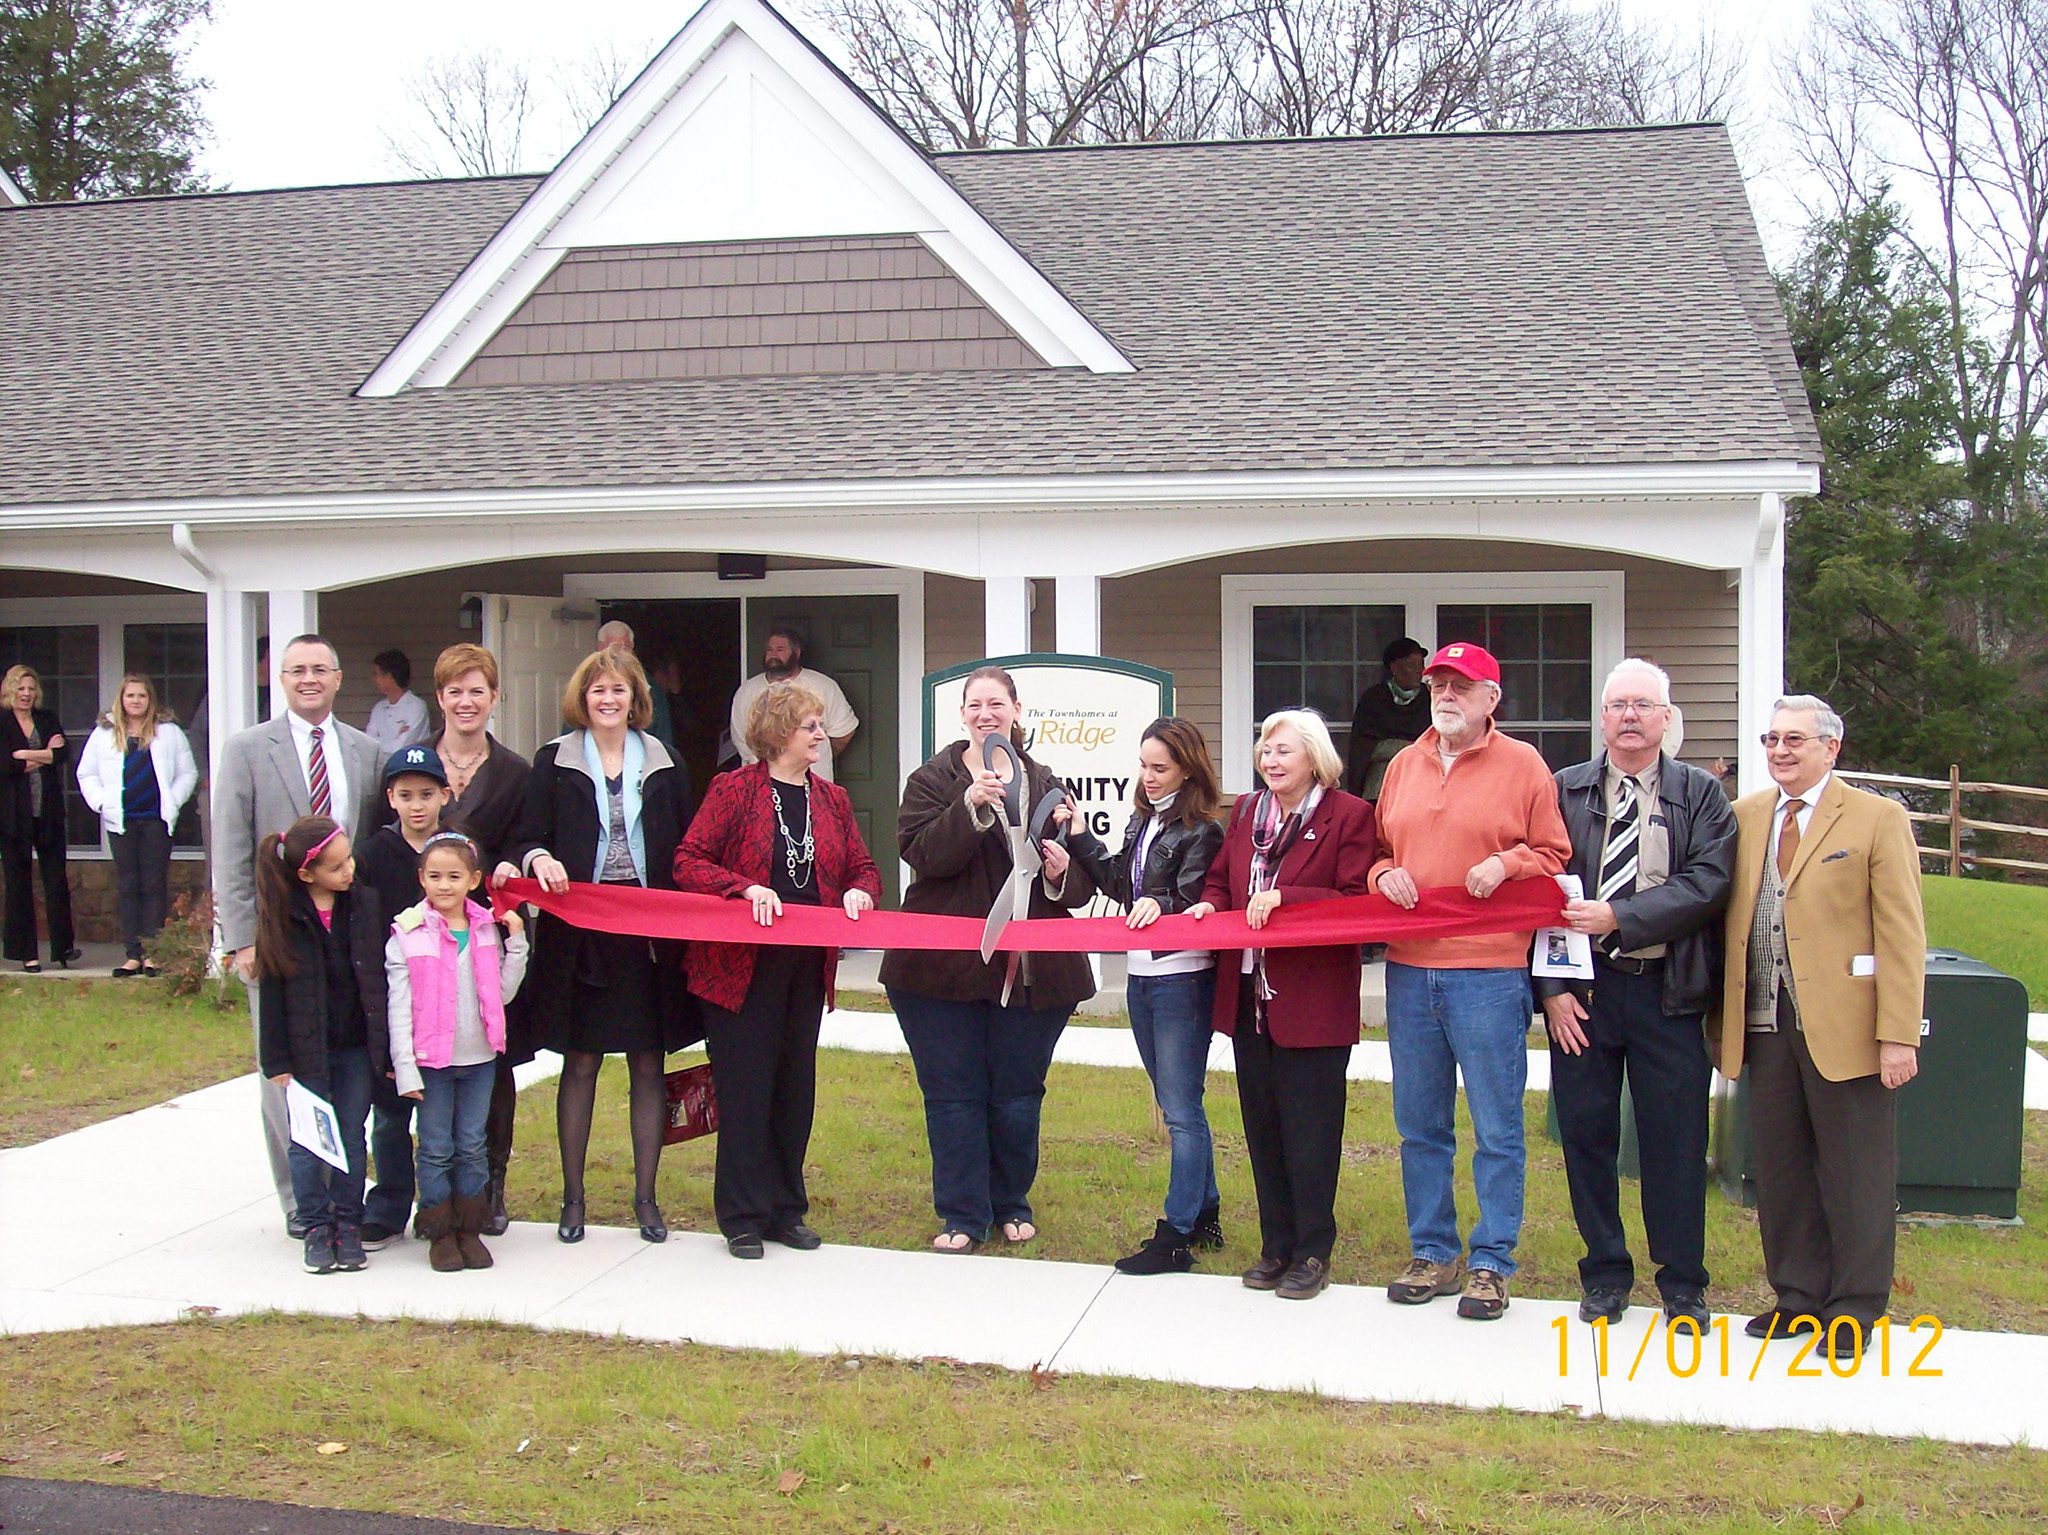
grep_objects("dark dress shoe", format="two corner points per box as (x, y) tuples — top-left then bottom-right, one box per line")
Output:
(56, 948), (82, 968)
(1241, 1254), (1289, 1291)
(1276, 1256), (1330, 1301)
(111, 963), (141, 979)
(769, 1222), (822, 1250)
(557, 1199), (585, 1244)
(728, 1232), (765, 1260)
(635, 1199), (668, 1244)
(1662, 1289), (1711, 1331)
(1579, 1286), (1630, 1323)
(1746, 1307), (1809, 1339)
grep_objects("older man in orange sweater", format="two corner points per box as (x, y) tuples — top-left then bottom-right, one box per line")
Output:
(1371, 642), (1570, 1320)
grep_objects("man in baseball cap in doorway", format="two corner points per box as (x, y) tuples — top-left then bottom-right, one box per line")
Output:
(1369, 640), (1570, 1321)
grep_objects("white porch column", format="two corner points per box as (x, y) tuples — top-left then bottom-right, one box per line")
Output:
(984, 576), (1032, 657)
(1053, 572), (1102, 656)
(1736, 494), (1786, 797)
(205, 586), (258, 790)
(266, 589), (320, 719)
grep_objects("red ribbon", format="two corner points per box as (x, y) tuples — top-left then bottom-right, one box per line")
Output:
(491, 877), (1563, 953)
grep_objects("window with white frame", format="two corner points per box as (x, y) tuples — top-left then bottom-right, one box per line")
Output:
(1219, 573), (1623, 794)
(0, 598), (209, 854)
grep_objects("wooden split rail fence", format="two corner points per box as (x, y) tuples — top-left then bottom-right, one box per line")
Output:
(1836, 768), (2048, 880)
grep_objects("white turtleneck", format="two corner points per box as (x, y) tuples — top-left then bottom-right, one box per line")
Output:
(1127, 792), (1216, 979)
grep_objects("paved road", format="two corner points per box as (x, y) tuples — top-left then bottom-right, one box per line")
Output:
(0, 1479), (542, 1534)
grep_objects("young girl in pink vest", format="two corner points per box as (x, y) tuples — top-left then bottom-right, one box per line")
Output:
(386, 830), (527, 1272)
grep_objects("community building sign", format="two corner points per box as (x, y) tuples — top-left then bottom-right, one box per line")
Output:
(924, 655), (1174, 839)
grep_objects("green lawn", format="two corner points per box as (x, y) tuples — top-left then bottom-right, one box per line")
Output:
(2, 1317), (2042, 1535)
(1923, 874), (2048, 1008)
(0, 977), (252, 1147)
(508, 1043), (2048, 1334)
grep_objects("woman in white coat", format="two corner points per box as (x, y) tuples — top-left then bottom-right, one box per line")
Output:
(76, 675), (199, 976)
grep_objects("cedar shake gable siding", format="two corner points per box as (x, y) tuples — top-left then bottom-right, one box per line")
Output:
(457, 237), (1046, 385)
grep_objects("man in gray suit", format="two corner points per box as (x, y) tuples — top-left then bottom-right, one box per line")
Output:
(213, 633), (385, 1233)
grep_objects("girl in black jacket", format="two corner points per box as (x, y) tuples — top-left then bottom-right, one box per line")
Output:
(1072, 717), (1228, 1275)
(0, 665), (78, 971)
(255, 815), (388, 1277)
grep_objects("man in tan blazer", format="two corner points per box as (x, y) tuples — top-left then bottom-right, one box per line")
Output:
(1718, 694), (1925, 1348)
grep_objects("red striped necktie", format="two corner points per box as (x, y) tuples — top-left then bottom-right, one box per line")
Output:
(308, 725), (332, 818)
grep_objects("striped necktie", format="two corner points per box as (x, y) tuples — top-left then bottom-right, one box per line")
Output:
(1596, 774), (1639, 957)
(307, 725), (332, 818)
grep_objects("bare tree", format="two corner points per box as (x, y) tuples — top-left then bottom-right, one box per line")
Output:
(554, 35), (657, 136)
(385, 50), (538, 178)
(1783, 0), (2048, 520)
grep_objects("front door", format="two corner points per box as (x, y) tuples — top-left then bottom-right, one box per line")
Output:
(480, 594), (597, 759)
(745, 595), (901, 904)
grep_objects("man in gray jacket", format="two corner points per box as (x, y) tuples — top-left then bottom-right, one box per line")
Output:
(1537, 658), (1736, 1330)
(213, 634), (385, 1233)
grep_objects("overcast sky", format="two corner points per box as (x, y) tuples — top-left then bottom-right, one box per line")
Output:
(185, 0), (1822, 258)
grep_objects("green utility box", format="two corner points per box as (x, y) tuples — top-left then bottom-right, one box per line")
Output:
(1714, 949), (2029, 1220)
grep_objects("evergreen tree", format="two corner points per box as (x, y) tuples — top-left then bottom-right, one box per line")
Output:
(0, 0), (212, 200)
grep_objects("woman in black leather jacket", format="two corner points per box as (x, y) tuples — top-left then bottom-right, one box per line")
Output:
(1073, 717), (1227, 1275)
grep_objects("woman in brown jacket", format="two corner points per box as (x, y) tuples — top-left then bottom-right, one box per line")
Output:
(878, 665), (1096, 1252)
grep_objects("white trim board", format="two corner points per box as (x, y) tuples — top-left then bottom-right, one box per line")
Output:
(1219, 571), (1625, 795)
(357, 0), (1129, 397)
(0, 167), (25, 206)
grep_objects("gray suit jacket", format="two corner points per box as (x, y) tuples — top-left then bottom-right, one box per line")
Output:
(213, 714), (385, 951)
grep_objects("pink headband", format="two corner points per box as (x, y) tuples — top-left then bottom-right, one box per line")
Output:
(281, 826), (344, 871)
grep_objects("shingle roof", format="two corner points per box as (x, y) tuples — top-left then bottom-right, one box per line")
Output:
(0, 125), (1818, 510)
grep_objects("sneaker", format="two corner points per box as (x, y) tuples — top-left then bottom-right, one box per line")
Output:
(1189, 1203), (1225, 1251)
(331, 1222), (368, 1272)
(285, 1211), (310, 1241)
(1579, 1285), (1630, 1323)
(1387, 1255), (1464, 1305)
(302, 1225), (337, 1275)
(1276, 1255), (1329, 1301)
(357, 1221), (403, 1251)
(1457, 1267), (1510, 1321)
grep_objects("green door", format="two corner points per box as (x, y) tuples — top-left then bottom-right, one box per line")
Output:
(746, 594), (900, 904)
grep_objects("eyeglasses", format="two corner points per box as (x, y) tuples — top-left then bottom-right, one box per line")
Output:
(280, 666), (337, 680)
(1601, 699), (1666, 716)
(1760, 731), (1827, 749)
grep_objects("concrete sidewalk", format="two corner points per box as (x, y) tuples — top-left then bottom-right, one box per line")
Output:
(4, 1057), (2046, 1448)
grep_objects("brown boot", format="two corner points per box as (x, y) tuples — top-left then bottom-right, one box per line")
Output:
(415, 1201), (464, 1274)
(452, 1193), (494, 1270)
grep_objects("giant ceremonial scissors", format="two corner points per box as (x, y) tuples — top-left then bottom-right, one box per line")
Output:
(976, 735), (1069, 1005)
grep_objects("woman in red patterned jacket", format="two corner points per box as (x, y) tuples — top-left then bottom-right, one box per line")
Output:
(673, 683), (882, 1260)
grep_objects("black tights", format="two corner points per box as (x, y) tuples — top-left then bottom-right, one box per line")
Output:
(555, 1050), (666, 1207)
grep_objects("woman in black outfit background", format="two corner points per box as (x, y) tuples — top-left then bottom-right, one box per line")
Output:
(1, 664), (80, 972)
(495, 648), (696, 1246)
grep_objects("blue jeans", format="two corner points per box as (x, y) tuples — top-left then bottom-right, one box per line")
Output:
(363, 1077), (417, 1232)
(287, 1046), (372, 1233)
(889, 988), (1071, 1241)
(1126, 969), (1220, 1232)
(414, 1061), (497, 1209)
(1385, 963), (1533, 1277)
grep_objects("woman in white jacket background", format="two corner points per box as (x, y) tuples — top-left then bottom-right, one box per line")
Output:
(76, 675), (198, 977)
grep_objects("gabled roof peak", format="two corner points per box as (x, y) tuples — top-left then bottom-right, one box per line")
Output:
(358, 0), (1129, 396)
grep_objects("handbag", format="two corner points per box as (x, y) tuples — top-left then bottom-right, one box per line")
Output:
(662, 1061), (720, 1144)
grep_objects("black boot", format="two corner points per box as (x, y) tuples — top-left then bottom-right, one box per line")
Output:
(483, 1169), (509, 1237)
(1114, 1219), (1194, 1276)
(1190, 1203), (1225, 1251)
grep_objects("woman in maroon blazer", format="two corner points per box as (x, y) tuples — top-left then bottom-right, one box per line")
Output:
(1188, 708), (1376, 1301)
(673, 682), (881, 1259)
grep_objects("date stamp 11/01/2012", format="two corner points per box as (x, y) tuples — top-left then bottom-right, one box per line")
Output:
(1554, 1313), (1945, 1382)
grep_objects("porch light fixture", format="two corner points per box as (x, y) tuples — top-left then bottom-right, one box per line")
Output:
(718, 554), (768, 581)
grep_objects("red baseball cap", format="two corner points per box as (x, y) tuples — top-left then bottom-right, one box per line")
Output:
(1423, 642), (1501, 685)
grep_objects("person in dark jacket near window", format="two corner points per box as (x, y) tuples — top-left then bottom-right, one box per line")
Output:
(1344, 638), (1431, 801)
(1072, 717), (1228, 1275)
(672, 682), (882, 1260)
(1536, 658), (1736, 1331)
(1, 665), (79, 972)
(878, 664), (1096, 1254)
(494, 648), (696, 1247)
